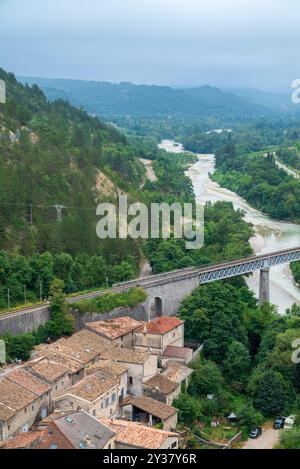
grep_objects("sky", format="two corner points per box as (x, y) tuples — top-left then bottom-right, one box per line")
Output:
(1, 0), (300, 91)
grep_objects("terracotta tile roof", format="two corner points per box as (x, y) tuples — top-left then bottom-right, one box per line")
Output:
(55, 371), (117, 403)
(101, 419), (177, 449)
(26, 357), (70, 383)
(0, 430), (44, 449)
(43, 330), (114, 366)
(35, 422), (73, 449)
(37, 352), (84, 374)
(162, 346), (192, 359)
(7, 368), (51, 396)
(144, 374), (179, 395)
(86, 317), (142, 340)
(0, 378), (36, 414)
(135, 317), (183, 335)
(161, 361), (193, 384)
(100, 347), (149, 365)
(86, 360), (127, 379)
(125, 395), (177, 420)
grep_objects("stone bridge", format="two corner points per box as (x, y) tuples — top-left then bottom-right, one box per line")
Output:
(1, 247), (300, 333)
(122, 246), (300, 319)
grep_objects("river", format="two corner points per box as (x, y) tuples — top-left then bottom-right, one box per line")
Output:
(158, 139), (300, 313)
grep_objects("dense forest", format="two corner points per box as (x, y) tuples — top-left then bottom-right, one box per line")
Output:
(174, 280), (300, 446)
(212, 143), (300, 222)
(18, 76), (271, 120)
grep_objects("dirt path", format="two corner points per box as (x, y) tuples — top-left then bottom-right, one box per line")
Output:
(139, 261), (153, 278)
(139, 158), (157, 184)
(243, 429), (280, 449)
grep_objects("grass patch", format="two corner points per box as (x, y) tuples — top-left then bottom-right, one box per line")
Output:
(71, 287), (147, 314)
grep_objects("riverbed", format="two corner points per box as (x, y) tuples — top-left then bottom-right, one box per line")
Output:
(158, 140), (300, 313)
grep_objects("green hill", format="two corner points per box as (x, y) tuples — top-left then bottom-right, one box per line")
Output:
(17, 76), (271, 120)
(0, 68), (144, 257)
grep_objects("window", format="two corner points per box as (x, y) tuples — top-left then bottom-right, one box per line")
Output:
(32, 405), (35, 412)
(105, 398), (109, 408)
(61, 381), (64, 386)
(171, 442), (177, 449)
(128, 377), (133, 385)
(173, 332), (175, 338)
(93, 409), (96, 416)
(111, 393), (116, 403)
(55, 385), (58, 390)
(24, 408), (27, 414)
(101, 402), (104, 409)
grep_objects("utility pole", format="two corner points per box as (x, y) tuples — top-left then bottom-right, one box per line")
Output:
(39, 281), (43, 302)
(105, 266), (109, 288)
(29, 204), (33, 227)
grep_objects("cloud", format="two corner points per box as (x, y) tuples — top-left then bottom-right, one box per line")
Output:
(0, 0), (299, 90)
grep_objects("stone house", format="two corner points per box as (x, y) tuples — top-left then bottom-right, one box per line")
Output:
(99, 347), (157, 397)
(161, 360), (193, 391)
(121, 395), (178, 431)
(143, 374), (180, 405)
(85, 317), (142, 349)
(160, 345), (193, 366)
(101, 419), (179, 450)
(52, 371), (119, 419)
(36, 410), (116, 449)
(85, 360), (128, 402)
(134, 317), (184, 355)
(0, 369), (51, 441)
(25, 356), (72, 399)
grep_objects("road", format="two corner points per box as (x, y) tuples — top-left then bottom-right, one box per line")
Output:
(243, 429), (280, 449)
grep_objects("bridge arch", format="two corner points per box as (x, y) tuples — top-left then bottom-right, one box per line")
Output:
(149, 296), (163, 320)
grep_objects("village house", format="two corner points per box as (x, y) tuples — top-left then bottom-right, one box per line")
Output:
(161, 360), (193, 391)
(134, 317), (184, 355)
(85, 360), (128, 402)
(143, 374), (180, 405)
(25, 356), (72, 399)
(160, 345), (193, 366)
(101, 419), (179, 450)
(52, 371), (119, 419)
(85, 317), (142, 349)
(33, 351), (85, 385)
(0, 369), (51, 441)
(99, 347), (157, 396)
(49, 329), (113, 368)
(36, 410), (116, 449)
(121, 395), (178, 431)
(0, 429), (44, 449)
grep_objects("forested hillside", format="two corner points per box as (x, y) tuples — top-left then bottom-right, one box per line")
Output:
(18, 76), (270, 120)
(0, 68), (148, 308)
(0, 68), (145, 257)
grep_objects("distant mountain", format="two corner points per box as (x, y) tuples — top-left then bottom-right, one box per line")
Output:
(18, 76), (272, 120)
(224, 87), (293, 112)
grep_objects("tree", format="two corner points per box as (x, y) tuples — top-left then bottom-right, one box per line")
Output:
(112, 261), (135, 283)
(47, 279), (74, 338)
(173, 394), (202, 426)
(248, 370), (294, 417)
(278, 426), (300, 449)
(189, 360), (224, 397)
(2, 332), (36, 361)
(223, 341), (251, 385)
(238, 404), (263, 431)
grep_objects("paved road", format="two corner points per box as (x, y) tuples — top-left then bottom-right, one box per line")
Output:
(243, 429), (280, 449)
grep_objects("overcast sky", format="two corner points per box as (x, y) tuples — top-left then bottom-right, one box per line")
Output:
(1, 0), (299, 91)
